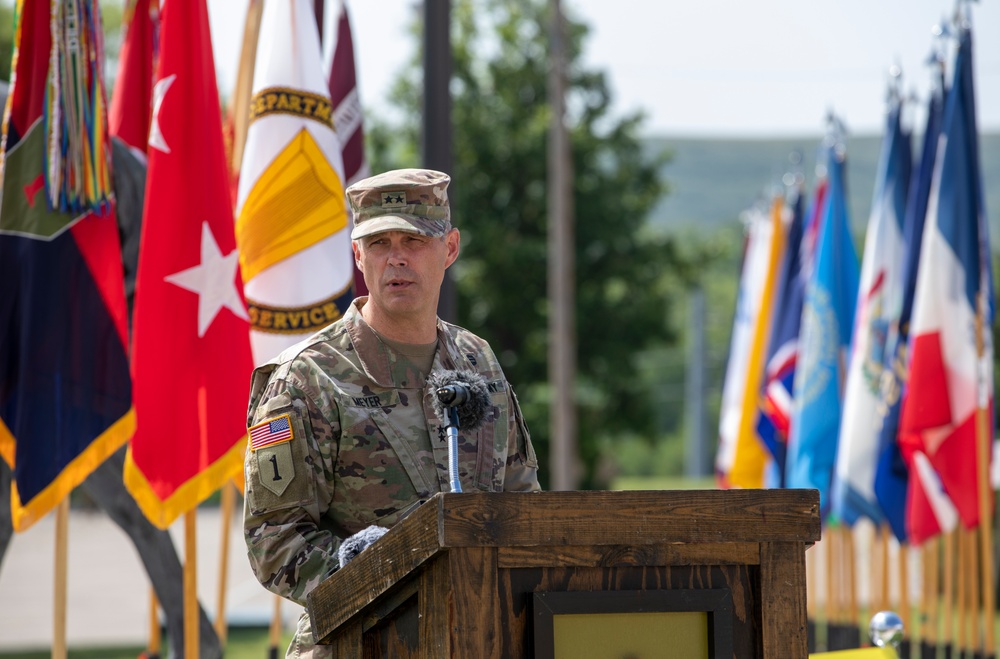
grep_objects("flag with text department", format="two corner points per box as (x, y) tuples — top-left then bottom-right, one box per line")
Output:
(236, 0), (354, 365)
(0, 0), (134, 531)
(124, 0), (253, 529)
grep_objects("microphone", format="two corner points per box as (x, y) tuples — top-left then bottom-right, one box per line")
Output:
(427, 369), (491, 431)
(426, 369), (492, 493)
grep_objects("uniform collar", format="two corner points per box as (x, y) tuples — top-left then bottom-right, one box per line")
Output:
(345, 298), (462, 388)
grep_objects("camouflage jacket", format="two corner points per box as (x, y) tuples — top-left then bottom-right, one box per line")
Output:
(243, 298), (540, 613)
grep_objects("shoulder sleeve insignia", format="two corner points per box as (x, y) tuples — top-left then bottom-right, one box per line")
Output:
(248, 413), (294, 452)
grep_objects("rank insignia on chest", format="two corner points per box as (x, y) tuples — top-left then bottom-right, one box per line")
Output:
(249, 414), (294, 451)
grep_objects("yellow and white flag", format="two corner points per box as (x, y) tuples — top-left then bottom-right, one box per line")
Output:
(235, 0), (354, 364)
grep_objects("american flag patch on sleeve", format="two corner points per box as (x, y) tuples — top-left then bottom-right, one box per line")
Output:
(249, 414), (294, 451)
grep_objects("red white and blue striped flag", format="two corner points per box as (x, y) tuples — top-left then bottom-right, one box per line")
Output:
(898, 23), (993, 543)
(249, 415), (293, 451)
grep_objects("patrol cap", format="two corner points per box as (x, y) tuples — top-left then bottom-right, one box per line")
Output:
(347, 168), (452, 240)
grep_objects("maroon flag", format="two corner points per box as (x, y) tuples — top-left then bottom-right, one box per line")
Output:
(327, 0), (369, 296)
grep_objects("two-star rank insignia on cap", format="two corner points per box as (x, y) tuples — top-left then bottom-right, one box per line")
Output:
(381, 191), (407, 208)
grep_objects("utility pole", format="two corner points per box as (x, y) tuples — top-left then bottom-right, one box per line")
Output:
(685, 286), (709, 477)
(424, 0), (456, 322)
(547, 0), (578, 491)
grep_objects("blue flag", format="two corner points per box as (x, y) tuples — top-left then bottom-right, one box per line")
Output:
(786, 136), (860, 516)
(873, 74), (945, 542)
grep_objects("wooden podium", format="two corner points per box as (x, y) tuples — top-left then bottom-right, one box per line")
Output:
(307, 489), (820, 658)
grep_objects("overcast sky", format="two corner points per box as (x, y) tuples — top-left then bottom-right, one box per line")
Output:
(208, 0), (1000, 138)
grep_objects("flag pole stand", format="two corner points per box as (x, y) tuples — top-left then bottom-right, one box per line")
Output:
(185, 510), (199, 659)
(54, 497), (69, 659)
(215, 483), (235, 646)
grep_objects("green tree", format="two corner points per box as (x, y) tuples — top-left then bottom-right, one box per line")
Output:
(0, 3), (14, 83)
(368, 0), (705, 488)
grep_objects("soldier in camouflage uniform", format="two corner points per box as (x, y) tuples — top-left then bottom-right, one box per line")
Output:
(243, 168), (541, 658)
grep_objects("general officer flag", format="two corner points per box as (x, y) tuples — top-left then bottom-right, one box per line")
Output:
(785, 136), (860, 516)
(832, 92), (911, 526)
(898, 24), (993, 541)
(124, 0), (254, 529)
(235, 0), (354, 365)
(873, 72), (946, 542)
(0, 0), (134, 531)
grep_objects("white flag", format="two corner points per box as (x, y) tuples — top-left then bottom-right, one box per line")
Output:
(235, 0), (355, 364)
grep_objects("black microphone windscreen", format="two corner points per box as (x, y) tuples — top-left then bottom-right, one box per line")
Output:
(427, 369), (491, 431)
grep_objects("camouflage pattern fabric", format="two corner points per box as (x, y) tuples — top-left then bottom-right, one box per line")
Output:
(346, 168), (452, 239)
(243, 297), (539, 656)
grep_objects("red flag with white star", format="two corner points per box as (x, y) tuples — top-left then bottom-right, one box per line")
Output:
(124, 0), (253, 529)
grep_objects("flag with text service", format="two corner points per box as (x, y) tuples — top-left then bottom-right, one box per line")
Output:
(236, 0), (355, 365)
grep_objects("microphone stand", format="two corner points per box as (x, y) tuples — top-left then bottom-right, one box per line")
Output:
(443, 407), (462, 493)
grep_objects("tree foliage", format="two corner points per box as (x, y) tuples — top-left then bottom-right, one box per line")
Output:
(368, 0), (701, 488)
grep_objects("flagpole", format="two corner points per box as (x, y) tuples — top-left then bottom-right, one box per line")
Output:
(54, 498), (69, 659)
(921, 541), (937, 658)
(879, 524), (890, 612)
(269, 594), (283, 658)
(148, 587), (161, 659)
(897, 542), (909, 650)
(943, 530), (956, 658)
(975, 294), (996, 655)
(846, 528), (857, 641)
(214, 483), (235, 645)
(185, 510), (199, 659)
(547, 0), (578, 491)
(957, 528), (967, 653)
(229, 0), (264, 175)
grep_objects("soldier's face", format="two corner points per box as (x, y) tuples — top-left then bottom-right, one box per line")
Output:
(354, 228), (460, 318)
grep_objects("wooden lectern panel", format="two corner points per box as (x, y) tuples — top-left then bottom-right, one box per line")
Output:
(307, 489), (820, 658)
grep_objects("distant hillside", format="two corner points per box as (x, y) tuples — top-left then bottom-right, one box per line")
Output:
(645, 133), (1000, 243)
